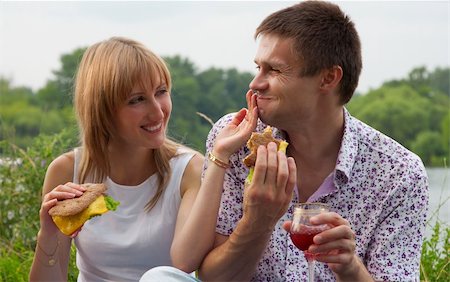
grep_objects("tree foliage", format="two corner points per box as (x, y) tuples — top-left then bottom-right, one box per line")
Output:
(0, 130), (79, 280)
(0, 48), (448, 281)
(165, 56), (252, 151)
(0, 47), (448, 166)
(35, 47), (85, 110)
(347, 66), (450, 166)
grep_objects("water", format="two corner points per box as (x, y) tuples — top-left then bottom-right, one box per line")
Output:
(425, 167), (449, 238)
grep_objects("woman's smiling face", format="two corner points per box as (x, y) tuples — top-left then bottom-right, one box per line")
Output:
(112, 76), (172, 150)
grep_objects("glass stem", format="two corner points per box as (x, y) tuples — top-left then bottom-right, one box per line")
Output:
(308, 259), (315, 282)
(305, 252), (315, 282)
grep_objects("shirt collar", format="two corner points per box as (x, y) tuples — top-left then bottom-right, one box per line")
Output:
(334, 108), (358, 185)
(272, 127), (287, 140)
(266, 108), (358, 186)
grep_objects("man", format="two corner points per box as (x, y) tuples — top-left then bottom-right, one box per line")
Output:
(141, 1), (429, 281)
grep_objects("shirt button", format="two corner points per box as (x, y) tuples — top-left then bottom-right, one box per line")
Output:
(288, 265), (296, 272)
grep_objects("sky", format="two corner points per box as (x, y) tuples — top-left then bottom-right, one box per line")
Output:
(0, 0), (448, 94)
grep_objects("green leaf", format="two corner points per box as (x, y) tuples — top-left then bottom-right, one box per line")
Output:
(104, 195), (120, 211)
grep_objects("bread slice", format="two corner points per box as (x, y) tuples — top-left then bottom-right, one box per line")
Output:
(49, 183), (107, 217)
(243, 126), (284, 167)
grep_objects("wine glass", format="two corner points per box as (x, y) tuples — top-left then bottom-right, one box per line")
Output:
(290, 203), (330, 282)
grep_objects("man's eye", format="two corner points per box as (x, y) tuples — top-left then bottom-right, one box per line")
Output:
(255, 66), (261, 71)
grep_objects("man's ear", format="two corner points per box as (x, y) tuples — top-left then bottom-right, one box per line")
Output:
(319, 65), (343, 91)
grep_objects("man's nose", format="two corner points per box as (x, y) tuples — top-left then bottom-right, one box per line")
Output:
(249, 72), (268, 93)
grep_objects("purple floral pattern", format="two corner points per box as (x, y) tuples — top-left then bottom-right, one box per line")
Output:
(203, 108), (429, 282)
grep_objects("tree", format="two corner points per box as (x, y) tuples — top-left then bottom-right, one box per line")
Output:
(36, 48), (86, 109)
(0, 77), (35, 105)
(440, 111), (450, 161)
(428, 67), (449, 98)
(348, 84), (431, 148)
(348, 68), (450, 166)
(411, 131), (446, 166)
(164, 56), (205, 148)
(165, 56), (252, 151)
(384, 66), (449, 99)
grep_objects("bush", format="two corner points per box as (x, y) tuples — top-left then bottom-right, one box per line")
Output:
(0, 130), (448, 281)
(0, 129), (79, 280)
(420, 172), (450, 282)
(0, 238), (79, 282)
(420, 221), (450, 281)
(0, 239), (34, 282)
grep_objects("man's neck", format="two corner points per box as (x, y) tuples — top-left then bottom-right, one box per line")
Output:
(286, 108), (344, 164)
(285, 107), (345, 201)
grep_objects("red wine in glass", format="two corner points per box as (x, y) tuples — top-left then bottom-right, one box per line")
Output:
(290, 203), (330, 282)
(290, 226), (328, 251)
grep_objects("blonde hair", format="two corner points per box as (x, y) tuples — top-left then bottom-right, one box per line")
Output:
(74, 37), (179, 211)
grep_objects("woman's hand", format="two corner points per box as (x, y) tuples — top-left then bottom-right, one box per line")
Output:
(39, 182), (86, 236)
(212, 90), (258, 160)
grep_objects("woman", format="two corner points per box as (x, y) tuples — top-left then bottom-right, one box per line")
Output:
(29, 36), (258, 281)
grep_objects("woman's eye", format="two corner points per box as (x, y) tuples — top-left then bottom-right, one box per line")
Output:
(156, 88), (168, 96)
(128, 96), (145, 105)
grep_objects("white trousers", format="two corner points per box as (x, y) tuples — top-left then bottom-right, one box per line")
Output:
(140, 266), (200, 282)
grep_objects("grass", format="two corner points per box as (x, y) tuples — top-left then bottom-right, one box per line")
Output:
(0, 239), (34, 282)
(421, 221), (450, 281)
(420, 164), (450, 282)
(0, 131), (448, 281)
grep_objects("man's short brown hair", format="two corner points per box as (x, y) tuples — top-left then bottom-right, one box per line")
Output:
(255, 1), (362, 104)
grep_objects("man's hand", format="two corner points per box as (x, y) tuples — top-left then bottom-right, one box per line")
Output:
(283, 212), (374, 281)
(242, 142), (297, 232)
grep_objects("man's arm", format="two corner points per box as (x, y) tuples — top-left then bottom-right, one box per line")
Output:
(199, 143), (297, 280)
(199, 225), (272, 280)
(362, 159), (429, 281)
(285, 156), (429, 282)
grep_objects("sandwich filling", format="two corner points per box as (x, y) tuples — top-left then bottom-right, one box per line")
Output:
(49, 183), (120, 236)
(243, 127), (288, 184)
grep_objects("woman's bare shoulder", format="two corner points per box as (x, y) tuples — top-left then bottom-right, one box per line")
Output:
(42, 151), (75, 194)
(179, 152), (204, 196)
(186, 153), (204, 176)
(48, 151), (74, 173)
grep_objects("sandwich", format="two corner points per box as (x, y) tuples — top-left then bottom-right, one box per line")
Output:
(243, 126), (289, 184)
(48, 183), (120, 236)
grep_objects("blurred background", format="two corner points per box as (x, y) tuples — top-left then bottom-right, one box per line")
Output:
(0, 1), (448, 281)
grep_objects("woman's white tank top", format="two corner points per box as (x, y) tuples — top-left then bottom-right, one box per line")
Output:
(72, 148), (195, 282)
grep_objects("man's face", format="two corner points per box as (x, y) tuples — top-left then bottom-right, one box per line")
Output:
(249, 34), (322, 130)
